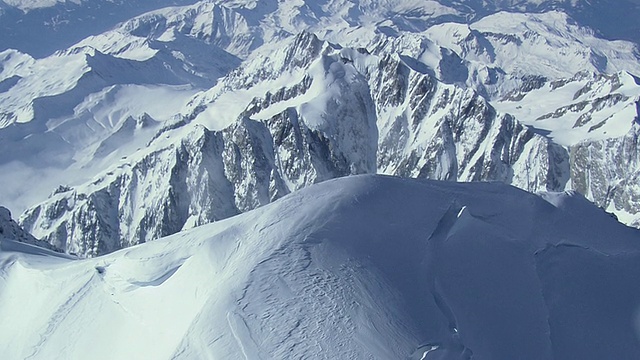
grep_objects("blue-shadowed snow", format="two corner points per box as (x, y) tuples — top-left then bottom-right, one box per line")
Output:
(1, 175), (639, 359)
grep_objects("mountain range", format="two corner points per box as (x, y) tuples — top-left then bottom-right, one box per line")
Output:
(2, 1), (640, 358)
(1, 0), (638, 255)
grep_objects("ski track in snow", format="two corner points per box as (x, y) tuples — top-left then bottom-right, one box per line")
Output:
(24, 274), (95, 360)
(227, 311), (262, 360)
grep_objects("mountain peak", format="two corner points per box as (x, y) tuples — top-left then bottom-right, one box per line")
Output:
(3, 175), (640, 358)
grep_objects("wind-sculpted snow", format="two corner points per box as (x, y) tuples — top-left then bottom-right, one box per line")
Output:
(3, 175), (640, 359)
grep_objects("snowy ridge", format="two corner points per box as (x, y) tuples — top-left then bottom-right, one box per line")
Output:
(422, 11), (640, 97)
(495, 71), (640, 146)
(3, 175), (640, 359)
(3, 0), (82, 12)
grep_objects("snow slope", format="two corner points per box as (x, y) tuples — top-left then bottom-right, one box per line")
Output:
(494, 71), (640, 146)
(2, 175), (640, 359)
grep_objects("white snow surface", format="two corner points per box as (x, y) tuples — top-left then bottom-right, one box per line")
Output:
(2, 175), (640, 359)
(494, 71), (640, 146)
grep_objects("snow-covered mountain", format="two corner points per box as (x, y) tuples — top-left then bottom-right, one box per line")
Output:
(3, 175), (640, 359)
(1, 0), (640, 255)
(3, 0), (639, 57)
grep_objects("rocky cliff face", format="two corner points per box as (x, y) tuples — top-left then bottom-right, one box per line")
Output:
(0, 205), (56, 250)
(367, 52), (568, 191)
(569, 122), (640, 227)
(20, 125), (237, 256)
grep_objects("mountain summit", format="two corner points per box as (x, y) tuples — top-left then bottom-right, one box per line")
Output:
(2, 175), (640, 359)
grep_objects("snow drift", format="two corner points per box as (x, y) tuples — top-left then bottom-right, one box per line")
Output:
(2, 175), (639, 359)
